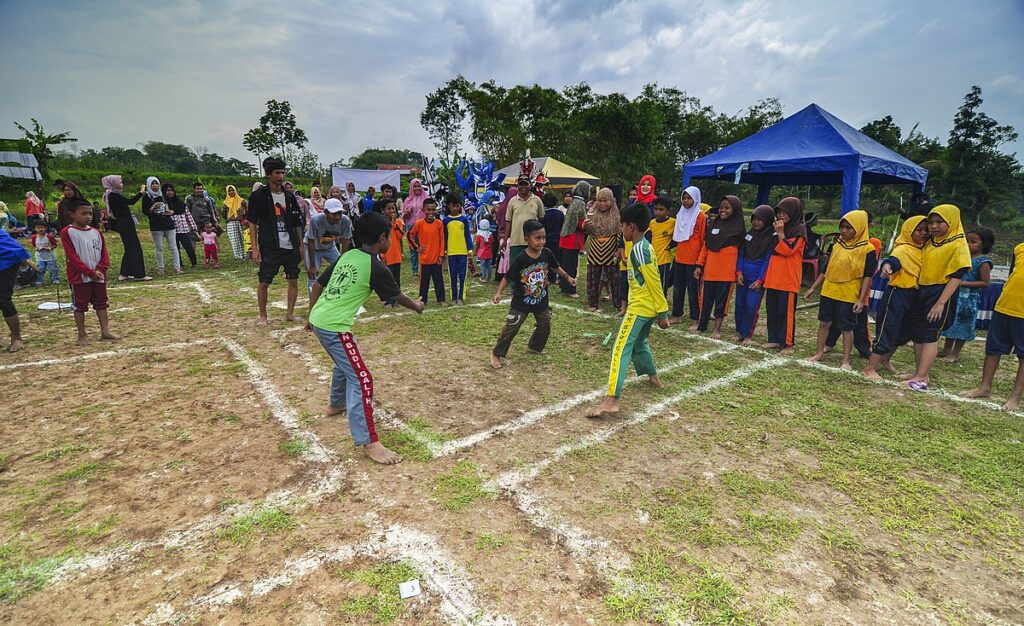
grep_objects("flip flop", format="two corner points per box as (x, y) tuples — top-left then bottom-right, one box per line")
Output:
(907, 380), (929, 392)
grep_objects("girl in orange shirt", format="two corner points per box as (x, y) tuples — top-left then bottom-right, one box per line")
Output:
(669, 186), (706, 326)
(763, 197), (807, 352)
(694, 195), (745, 338)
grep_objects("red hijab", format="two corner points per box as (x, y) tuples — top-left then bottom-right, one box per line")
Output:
(636, 175), (657, 206)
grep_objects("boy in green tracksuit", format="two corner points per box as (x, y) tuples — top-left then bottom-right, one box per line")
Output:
(587, 203), (670, 418)
(308, 212), (424, 464)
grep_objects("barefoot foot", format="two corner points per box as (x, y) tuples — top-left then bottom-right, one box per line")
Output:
(741, 338), (752, 347)
(586, 397), (620, 419)
(647, 375), (664, 389)
(256, 317), (269, 327)
(76, 336), (89, 346)
(863, 369), (883, 382)
(100, 333), (121, 341)
(709, 331), (721, 339)
(489, 354), (503, 369)
(939, 355), (959, 364)
(806, 353), (824, 362)
(765, 342), (781, 349)
(8, 338), (23, 353)
(326, 406), (346, 416)
(960, 387), (992, 399)
(1004, 398), (1021, 411)
(840, 361), (852, 370)
(364, 442), (402, 465)
(779, 347), (794, 355)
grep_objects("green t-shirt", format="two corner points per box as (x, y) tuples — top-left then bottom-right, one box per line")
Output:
(309, 249), (401, 332)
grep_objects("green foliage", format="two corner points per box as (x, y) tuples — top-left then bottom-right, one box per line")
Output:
(12, 118), (77, 177)
(278, 436), (311, 458)
(420, 78), (468, 168)
(348, 148), (426, 170)
(0, 544), (77, 605)
(217, 506), (296, 545)
(338, 560), (419, 623)
(244, 99), (308, 166)
(432, 461), (490, 511)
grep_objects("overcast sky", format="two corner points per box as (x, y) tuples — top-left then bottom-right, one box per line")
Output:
(2, 0), (1022, 167)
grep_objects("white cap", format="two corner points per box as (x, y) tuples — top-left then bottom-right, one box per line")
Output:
(325, 198), (344, 213)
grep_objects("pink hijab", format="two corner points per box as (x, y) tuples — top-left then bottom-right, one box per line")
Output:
(403, 178), (427, 226)
(101, 174), (123, 212)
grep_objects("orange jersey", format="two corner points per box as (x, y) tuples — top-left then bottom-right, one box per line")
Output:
(673, 212), (707, 264)
(697, 245), (739, 282)
(764, 236), (806, 293)
(408, 218), (445, 265)
(384, 218), (404, 265)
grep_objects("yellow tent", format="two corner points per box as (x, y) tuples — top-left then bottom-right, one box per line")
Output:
(496, 157), (600, 190)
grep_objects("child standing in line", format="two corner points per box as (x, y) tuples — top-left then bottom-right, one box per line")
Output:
(695, 195), (745, 338)
(31, 221), (60, 286)
(763, 197), (807, 354)
(939, 228), (994, 363)
(863, 216), (930, 381)
(734, 204), (775, 345)
(382, 200), (405, 308)
(475, 218), (494, 282)
(442, 191), (473, 305)
(669, 186), (706, 327)
(804, 210), (877, 369)
(308, 212), (424, 465)
(648, 196), (676, 295)
(202, 222), (220, 269)
(490, 219), (576, 370)
(962, 241), (1024, 411)
(408, 198), (447, 307)
(587, 203), (669, 419)
(903, 204), (972, 390)
(824, 211), (882, 358)
(61, 200), (119, 345)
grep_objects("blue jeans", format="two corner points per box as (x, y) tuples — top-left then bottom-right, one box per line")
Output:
(448, 255), (467, 301)
(312, 326), (378, 446)
(479, 258), (492, 282)
(405, 224), (419, 275)
(34, 259), (59, 285)
(307, 246), (341, 293)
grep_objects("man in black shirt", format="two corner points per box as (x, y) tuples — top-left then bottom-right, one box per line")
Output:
(248, 157), (305, 327)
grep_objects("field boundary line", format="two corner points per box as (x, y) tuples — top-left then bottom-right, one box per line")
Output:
(0, 339), (212, 371)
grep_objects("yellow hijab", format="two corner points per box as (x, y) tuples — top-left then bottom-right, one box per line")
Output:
(888, 216), (926, 284)
(824, 209), (872, 283)
(223, 185), (244, 219)
(919, 204), (971, 286)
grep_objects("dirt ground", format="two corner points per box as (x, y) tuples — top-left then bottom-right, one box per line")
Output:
(1, 245), (1022, 625)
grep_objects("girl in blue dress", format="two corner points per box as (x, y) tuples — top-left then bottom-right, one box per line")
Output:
(940, 228), (994, 363)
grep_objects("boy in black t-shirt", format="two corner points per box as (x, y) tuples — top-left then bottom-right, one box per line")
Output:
(490, 219), (577, 369)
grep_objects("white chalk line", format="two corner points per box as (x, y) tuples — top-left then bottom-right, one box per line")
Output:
(135, 523), (516, 626)
(0, 339), (212, 371)
(220, 338), (335, 463)
(107, 281), (213, 304)
(270, 329), (442, 455)
(550, 301), (1024, 417)
(52, 467), (347, 585)
(237, 286), (293, 310)
(435, 344), (738, 457)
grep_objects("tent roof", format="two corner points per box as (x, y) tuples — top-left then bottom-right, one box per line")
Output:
(683, 103), (928, 188)
(0, 150), (41, 180)
(496, 157), (600, 186)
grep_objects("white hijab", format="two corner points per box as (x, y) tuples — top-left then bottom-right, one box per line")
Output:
(145, 176), (162, 199)
(672, 185), (702, 242)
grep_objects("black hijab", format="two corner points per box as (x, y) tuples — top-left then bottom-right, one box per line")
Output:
(705, 195), (747, 252)
(745, 204), (777, 259)
(775, 196), (807, 240)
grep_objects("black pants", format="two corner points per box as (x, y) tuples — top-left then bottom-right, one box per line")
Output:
(493, 307), (551, 357)
(765, 288), (797, 347)
(418, 263), (445, 303)
(826, 307), (871, 357)
(559, 249), (579, 294)
(697, 280), (733, 331)
(386, 263), (401, 305)
(672, 262), (700, 319)
(659, 263), (672, 296)
(872, 287), (915, 355)
(176, 233), (197, 267)
(0, 264), (18, 318)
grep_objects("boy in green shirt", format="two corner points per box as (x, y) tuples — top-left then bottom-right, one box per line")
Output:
(308, 212), (424, 464)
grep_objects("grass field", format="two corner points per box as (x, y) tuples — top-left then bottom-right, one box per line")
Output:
(0, 225), (1021, 625)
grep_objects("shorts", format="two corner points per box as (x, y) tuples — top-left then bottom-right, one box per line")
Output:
(818, 295), (856, 331)
(71, 281), (109, 313)
(258, 247), (301, 284)
(985, 311), (1024, 360)
(909, 284), (959, 344)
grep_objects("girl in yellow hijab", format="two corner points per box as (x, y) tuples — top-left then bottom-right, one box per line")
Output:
(903, 204), (971, 390)
(804, 210), (877, 369)
(863, 215), (929, 381)
(224, 185), (247, 260)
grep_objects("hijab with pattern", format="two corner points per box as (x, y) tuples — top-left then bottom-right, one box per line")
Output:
(705, 195), (747, 252)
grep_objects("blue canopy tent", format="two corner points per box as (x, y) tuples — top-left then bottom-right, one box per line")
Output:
(682, 104), (928, 215)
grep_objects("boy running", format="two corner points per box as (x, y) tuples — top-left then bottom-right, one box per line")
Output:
(588, 203), (669, 418)
(307, 212), (424, 464)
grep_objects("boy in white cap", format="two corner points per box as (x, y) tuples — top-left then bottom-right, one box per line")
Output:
(304, 198), (353, 293)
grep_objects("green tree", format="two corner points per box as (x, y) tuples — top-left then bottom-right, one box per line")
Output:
(944, 86), (1019, 224)
(243, 100), (308, 167)
(420, 77), (468, 168)
(13, 118), (78, 178)
(143, 141), (199, 173)
(860, 115), (903, 151)
(349, 148), (426, 170)
(242, 127), (276, 164)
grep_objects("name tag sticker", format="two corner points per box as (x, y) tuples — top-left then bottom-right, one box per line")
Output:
(745, 234), (753, 241)
(711, 228), (720, 235)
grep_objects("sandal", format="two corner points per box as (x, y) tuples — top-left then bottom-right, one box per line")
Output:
(907, 380), (929, 392)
